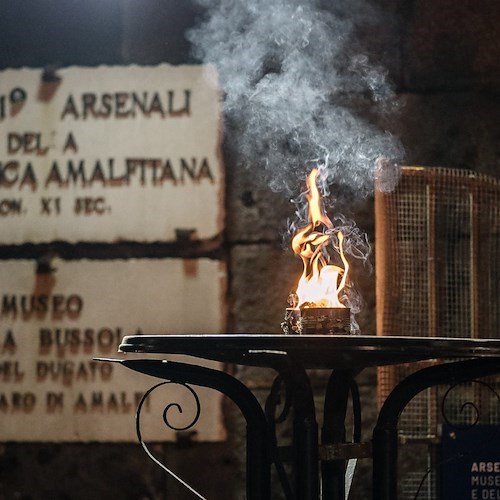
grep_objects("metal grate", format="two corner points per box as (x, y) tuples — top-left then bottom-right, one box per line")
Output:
(400, 470), (437, 500)
(376, 166), (500, 412)
(375, 166), (500, 497)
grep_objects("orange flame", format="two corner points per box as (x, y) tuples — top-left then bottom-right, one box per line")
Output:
(291, 168), (349, 308)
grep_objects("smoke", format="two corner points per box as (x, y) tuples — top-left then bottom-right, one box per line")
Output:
(188, 0), (404, 332)
(187, 0), (404, 196)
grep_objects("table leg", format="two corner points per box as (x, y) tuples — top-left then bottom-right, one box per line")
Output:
(322, 370), (361, 500)
(264, 373), (294, 499)
(288, 358), (319, 500)
(114, 358), (272, 500)
(373, 357), (500, 500)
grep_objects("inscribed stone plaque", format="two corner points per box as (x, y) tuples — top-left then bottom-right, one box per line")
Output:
(0, 259), (226, 442)
(0, 65), (223, 243)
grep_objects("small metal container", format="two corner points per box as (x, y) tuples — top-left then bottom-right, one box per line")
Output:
(282, 307), (351, 335)
(281, 308), (302, 335)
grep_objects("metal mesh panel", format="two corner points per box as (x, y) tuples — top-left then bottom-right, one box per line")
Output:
(400, 471), (437, 500)
(397, 442), (438, 500)
(377, 167), (500, 343)
(375, 166), (500, 498)
(376, 167), (500, 411)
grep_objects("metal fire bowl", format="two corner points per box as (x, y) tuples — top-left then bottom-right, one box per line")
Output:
(119, 334), (500, 370)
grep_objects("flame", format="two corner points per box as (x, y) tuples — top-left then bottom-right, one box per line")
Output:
(291, 168), (349, 308)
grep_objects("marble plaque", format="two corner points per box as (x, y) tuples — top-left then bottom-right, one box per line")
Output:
(0, 65), (223, 243)
(0, 258), (226, 442)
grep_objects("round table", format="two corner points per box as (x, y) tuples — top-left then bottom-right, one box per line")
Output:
(111, 334), (500, 500)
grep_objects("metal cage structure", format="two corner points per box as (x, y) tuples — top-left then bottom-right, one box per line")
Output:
(375, 166), (500, 499)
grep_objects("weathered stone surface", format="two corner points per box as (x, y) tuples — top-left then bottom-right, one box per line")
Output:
(226, 163), (294, 244)
(0, 443), (165, 499)
(0, 441), (239, 500)
(121, 0), (202, 65)
(229, 243), (301, 334)
(384, 92), (500, 177)
(0, 1), (122, 70)
(403, 0), (500, 90)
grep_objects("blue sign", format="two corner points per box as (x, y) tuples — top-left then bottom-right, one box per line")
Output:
(441, 424), (500, 499)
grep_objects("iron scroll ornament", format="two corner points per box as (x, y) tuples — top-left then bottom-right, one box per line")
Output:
(136, 381), (206, 500)
(100, 356), (272, 500)
(440, 379), (500, 430)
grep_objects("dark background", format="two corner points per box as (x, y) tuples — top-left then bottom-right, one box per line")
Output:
(1, 1), (500, 498)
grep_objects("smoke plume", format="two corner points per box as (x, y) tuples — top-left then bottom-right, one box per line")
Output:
(188, 0), (404, 332)
(187, 0), (404, 196)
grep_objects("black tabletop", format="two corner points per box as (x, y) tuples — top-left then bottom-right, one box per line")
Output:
(119, 334), (500, 370)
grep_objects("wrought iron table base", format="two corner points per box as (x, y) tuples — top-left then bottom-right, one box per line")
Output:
(373, 357), (500, 500)
(108, 335), (500, 500)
